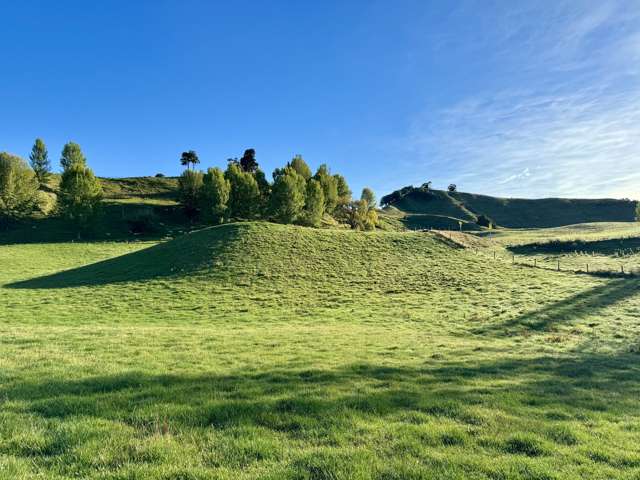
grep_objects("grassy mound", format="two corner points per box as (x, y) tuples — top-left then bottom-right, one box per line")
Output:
(384, 187), (637, 228)
(1, 222), (640, 479)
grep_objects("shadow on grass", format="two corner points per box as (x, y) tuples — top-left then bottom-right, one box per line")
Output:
(509, 236), (640, 256)
(4, 224), (242, 289)
(4, 351), (639, 434)
(475, 278), (640, 335)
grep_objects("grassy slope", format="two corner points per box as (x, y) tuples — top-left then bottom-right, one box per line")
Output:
(1, 222), (639, 479)
(386, 188), (637, 229)
(480, 222), (640, 275)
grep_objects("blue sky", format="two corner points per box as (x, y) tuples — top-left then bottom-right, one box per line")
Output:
(1, 1), (639, 199)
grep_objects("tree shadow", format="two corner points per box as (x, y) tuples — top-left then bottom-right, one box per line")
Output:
(474, 278), (640, 335)
(3, 351), (638, 433)
(509, 237), (640, 256)
(4, 224), (241, 289)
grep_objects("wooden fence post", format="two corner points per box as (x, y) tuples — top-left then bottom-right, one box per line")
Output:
(557, 260), (560, 271)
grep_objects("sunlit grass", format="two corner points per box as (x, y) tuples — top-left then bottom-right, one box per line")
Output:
(0, 222), (639, 479)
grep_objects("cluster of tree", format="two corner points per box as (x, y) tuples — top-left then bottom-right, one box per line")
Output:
(177, 149), (378, 229)
(0, 139), (102, 235)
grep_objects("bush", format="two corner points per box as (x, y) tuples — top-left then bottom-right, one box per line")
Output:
(476, 214), (494, 228)
(155, 173), (165, 178)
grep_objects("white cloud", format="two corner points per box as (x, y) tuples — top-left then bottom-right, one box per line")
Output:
(402, 1), (640, 199)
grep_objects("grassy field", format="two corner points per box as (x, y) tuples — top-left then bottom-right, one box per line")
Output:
(475, 223), (640, 275)
(1, 222), (640, 479)
(384, 186), (637, 229)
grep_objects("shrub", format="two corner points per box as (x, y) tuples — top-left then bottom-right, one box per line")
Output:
(155, 173), (165, 178)
(476, 214), (494, 228)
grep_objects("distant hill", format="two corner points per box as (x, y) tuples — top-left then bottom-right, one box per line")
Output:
(381, 186), (637, 229)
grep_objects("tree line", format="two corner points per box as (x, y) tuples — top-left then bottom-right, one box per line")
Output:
(0, 139), (102, 234)
(177, 148), (378, 230)
(1, 139), (378, 234)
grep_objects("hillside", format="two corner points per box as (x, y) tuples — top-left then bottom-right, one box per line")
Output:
(382, 186), (637, 229)
(2, 222), (640, 478)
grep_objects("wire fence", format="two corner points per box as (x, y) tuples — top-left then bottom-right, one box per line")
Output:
(432, 229), (640, 278)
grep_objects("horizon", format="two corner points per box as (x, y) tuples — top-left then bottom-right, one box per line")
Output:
(2, 1), (639, 200)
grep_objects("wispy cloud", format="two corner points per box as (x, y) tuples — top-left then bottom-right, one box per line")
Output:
(402, 1), (640, 199)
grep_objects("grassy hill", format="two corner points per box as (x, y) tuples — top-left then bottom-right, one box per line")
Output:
(383, 186), (637, 229)
(1, 222), (639, 479)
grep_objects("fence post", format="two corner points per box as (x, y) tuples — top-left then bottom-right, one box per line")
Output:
(493, 251), (496, 260)
(622, 265), (624, 274)
(534, 258), (537, 268)
(557, 260), (560, 271)
(586, 263), (589, 273)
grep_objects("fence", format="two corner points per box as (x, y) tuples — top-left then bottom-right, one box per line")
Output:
(431, 229), (640, 278)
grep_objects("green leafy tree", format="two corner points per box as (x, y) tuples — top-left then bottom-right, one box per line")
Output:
(636, 202), (640, 221)
(289, 155), (312, 180)
(60, 142), (86, 170)
(347, 189), (378, 231)
(180, 150), (200, 170)
(29, 138), (51, 186)
(313, 164), (338, 213)
(58, 161), (103, 237)
(269, 167), (306, 224)
(225, 162), (261, 218)
(254, 168), (271, 212)
(0, 153), (39, 225)
(239, 148), (258, 173)
(334, 174), (352, 206)
(361, 187), (376, 210)
(200, 167), (230, 223)
(303, 178), (325, 227)
(178, 169), (204, 219)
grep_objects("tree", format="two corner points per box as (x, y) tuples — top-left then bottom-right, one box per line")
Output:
(269, 167), (306, 224)
(254, 168), (271, 212)
(60, 142), (86, 170)
(313, 164), (338, 213)
(636, 202), (640, 222)
(225, 162), (261, 218)
(476, 214), (494, 229)
(58, 161), (102, 236)
(334, 174), (352, 206)
(180, 150), (200, 170)
(303, 179), (325, 227)
(29, 138), (51, 186)
(0, 153), (39, 225)
(289, 155), (312, 180)
(448, 184), (457, 192)
(200, 167), (230, 223)
(178, 169), (204, 219)
(361, 187), (376, 210)
(239, 148), (258, 173)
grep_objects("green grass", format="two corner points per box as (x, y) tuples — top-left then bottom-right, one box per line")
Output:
(1, 222), (640, 479)
(479, 222), (640, 275)
(384, 185), (637, 228)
